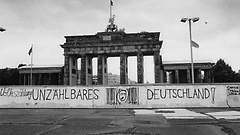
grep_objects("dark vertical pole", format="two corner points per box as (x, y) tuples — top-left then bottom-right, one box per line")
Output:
(189, 20), (195, 84)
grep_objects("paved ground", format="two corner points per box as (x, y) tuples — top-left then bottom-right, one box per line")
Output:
(0, 108), (240, 135)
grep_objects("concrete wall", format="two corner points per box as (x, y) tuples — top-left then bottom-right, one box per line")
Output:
(0, 84), (239, 108)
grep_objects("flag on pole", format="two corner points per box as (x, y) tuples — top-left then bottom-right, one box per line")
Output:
(110, 0), (113, 6)
(191, 40), (199, 48)
(28, 47), (33, 55)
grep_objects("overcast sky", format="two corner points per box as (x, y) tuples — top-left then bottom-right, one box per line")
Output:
(1, 0), (240, 82)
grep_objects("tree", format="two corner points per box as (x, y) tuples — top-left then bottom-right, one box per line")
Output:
(213, 59), (240, 82)
(0, 68), (19, 85)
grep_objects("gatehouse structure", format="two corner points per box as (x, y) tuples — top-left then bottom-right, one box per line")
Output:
(61, 16), (164, 85)
(19, 65), (64, 85)
(163, 60), (214, 83)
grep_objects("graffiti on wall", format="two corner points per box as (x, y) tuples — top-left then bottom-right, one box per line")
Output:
(0, 87), (31, 97)
(106, 87), (139, 105)
(0, 87), (99, 101)
(227, 86), (240, 95)
(147, 87), (216, 104)
(28, 88), (99, 101)
(227, 86), (240, 107)
(2, 85), (233, 108)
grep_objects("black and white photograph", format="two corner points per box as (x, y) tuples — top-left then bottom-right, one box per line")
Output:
(0, 0), (240, 134)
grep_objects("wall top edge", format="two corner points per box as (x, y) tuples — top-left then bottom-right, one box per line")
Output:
(1, 83), (240, 88)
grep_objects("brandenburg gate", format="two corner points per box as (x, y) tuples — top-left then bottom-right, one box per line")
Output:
(61, 18), (164, 85)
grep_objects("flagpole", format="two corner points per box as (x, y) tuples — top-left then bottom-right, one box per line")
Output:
(110, 0), (112, 18)
(30, 44), (33, 85)
(188, 20), (194, 84)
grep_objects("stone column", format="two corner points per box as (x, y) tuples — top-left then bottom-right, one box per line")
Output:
(97, 55), (108, 85)
(198, 69), (203, 83)
(120, 54), (128, 84)
(33, 73), (37, 85)
(80, 55), (86, 85)
(80, 55), (93, 85)
(137, 51), (144, 83)
(63, 54), (70, 85)
(154, 51), (162, 83)
(207, 70), (212, 83)
(48, 73), (52, 85)
(175, 69), (179, 83)
(27, 74), (30, 85)
(69, 56), (78, 85)
(163, 71), (167, 83)
(58, 72), (62, 85)
(86, 55), (93, 85)
(38, 73), (42, 85)
(159, 55), (164, 83)
(204, 70), (213, 83)
(23, 74), (26, 85)
(187, 69), (191, 83)
(19, 74), (22, 85)
(97, 55), (103, 85)
(103, 55), (108, 85)
(210, 70), (214, 83)
(28, 74), (31, 85)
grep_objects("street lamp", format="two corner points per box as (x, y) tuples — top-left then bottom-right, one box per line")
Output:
(181, 17), (199, 84)
(0, 27), (6, 32)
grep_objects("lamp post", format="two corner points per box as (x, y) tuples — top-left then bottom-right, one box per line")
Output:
(181, 17), (199, 84)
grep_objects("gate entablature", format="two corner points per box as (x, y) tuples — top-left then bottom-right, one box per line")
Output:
(61, 31), (164, 85)
(61, 31), (163, 56)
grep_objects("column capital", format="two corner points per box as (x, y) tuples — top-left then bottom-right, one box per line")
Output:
(63, 54), (69, 57)
(154, 50), (160, 54)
